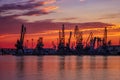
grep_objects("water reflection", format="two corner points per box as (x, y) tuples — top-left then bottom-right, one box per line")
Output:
(0, 56), (120, 80)
(59, 56), (65, 70)
(103, 56), (108, 69)
(16, 57), (25, 79)
(37, 57), (43, 72)
(76, 56), (83, 69)
(90, 56), (96, 69)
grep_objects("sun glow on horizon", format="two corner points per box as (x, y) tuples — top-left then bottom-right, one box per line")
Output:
(0, 24), (120, 48)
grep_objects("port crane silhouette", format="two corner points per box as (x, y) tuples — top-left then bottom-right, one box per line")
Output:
(15, 24), (26, 54)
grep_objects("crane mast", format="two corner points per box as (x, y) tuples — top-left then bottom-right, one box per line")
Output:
(57, 24), (66, 52)
(15, 24), (26, 54)
(68, 31), (72, 47)
(20, 24), (26, 45)
(61, 24), (65, 45)
(74, 26), (83, 52)
(103, 27), (107, 46)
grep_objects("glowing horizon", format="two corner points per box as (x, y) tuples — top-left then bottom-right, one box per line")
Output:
(0, 24), (120, 48)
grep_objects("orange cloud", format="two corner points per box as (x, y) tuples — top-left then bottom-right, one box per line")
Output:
(41, 6), (59, 13)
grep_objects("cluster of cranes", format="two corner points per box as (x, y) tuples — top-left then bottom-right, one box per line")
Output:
(57, 24), (110, 54)
(15, 24), (111, 55)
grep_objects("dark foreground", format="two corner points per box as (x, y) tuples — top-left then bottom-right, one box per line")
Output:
(1, 48), (120, 56)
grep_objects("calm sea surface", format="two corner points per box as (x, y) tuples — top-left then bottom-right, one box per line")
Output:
(0, 55), (120, 80)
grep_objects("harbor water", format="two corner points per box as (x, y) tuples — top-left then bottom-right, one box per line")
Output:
(0, 55), (120, 80)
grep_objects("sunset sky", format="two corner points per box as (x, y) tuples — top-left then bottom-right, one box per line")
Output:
(0, 0), (120, 48)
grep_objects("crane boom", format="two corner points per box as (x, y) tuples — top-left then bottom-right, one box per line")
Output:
(86, 32), (93, 47)
(20, 24), (26, 45)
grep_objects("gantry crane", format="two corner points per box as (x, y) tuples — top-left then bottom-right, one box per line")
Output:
(85, 33), (102, 49)
(74, 25), (83, 52)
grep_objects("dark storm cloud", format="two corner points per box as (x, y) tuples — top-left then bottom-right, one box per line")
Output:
(23, 10), (54, 16)
(0, 0), (58, 17)
(0, 15), (114, 34)
(0, 2), (43, 11)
